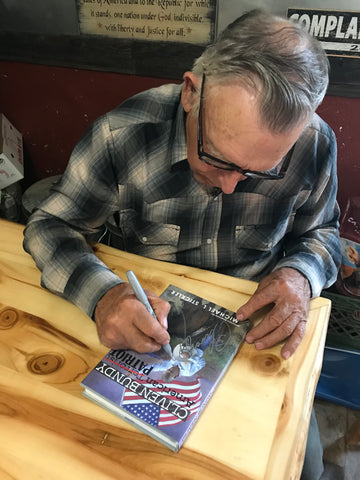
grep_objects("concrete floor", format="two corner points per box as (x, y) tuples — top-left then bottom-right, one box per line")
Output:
(314, 398), (360, 480)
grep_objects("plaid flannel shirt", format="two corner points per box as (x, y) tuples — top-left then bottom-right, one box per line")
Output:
(23, 83), (341, 318)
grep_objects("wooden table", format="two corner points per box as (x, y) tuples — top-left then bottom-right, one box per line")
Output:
(0, 219), (331, 480)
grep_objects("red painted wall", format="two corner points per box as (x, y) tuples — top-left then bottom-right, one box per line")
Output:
(0, 61), (175, 189)
(0, 61), (358, 213)
(317, 97), (360, 212)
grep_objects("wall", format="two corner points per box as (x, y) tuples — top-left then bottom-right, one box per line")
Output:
(0, 61), (175, 189)
(1, 2), (359, 95)
(317, 97), (360, 211)
(0, 60), (359, 214)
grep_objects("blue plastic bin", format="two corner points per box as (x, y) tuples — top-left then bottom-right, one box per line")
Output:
(316, 345), (360, 410)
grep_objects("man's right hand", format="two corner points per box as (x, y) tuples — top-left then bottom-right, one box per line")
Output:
(94, 283), (171, 352)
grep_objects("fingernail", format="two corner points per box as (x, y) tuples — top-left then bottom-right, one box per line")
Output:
(246, 335), (253, 343)
(282, 351), (290, 360)
(254, 341), (263, 350)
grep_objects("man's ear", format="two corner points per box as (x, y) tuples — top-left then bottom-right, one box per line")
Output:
(181, 71), (200, 113)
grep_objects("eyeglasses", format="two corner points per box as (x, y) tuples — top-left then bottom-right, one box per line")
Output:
(197, 74), (294, 180)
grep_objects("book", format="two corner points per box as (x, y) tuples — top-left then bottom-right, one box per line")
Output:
(81, 285), (251, 452)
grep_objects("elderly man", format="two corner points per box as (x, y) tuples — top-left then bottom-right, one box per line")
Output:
(24, 10), (341, 479)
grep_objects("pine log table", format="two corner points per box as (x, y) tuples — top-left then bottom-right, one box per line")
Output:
(0, 219), (331, 480)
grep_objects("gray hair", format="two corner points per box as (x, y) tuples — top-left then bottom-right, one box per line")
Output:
(192, 9), (329, 132)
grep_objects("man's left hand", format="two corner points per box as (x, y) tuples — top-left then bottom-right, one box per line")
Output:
(236, 267), (311, 359)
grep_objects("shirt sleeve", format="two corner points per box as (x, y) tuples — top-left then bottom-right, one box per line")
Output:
(23, 115), (124, 318)
(274, 125), (342, 297)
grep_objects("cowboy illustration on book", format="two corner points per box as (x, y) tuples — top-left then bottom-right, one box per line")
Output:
(149, 313), (232, 381)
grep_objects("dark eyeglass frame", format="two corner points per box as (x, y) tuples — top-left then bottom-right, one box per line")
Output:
(197, 74), (294, 180)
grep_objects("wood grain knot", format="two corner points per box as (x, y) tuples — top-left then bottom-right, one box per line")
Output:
(0, 309), (19, 329)
(250, 353), (282, 375)
(27, 353), (64, 375)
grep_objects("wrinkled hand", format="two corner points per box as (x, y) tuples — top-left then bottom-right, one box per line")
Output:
(236, 268), (311, 359)
(94, 283), (171, 352)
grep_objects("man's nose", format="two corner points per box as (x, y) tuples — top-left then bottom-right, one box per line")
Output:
(219, 171), (246, 194)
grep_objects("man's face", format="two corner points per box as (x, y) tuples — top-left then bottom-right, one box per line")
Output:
(181, 73), (308, 194)
(166, 365), (180, 379)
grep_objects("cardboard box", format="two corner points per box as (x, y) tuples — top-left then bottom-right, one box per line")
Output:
(0, 114), (24, 189)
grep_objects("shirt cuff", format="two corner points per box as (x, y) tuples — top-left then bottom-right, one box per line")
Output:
(273, 256), (323, 298)
(64, 257), (124, 318)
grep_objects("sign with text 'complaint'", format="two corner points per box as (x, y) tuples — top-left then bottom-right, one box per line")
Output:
(77, 0), (216, 44)
(288, 9), (360, 58)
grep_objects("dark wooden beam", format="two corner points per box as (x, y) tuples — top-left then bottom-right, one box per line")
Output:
(0, 32), (204, 80)
(0, 31), (359, 96)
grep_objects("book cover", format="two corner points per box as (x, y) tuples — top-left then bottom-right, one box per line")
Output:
(81, 285), (251, 452)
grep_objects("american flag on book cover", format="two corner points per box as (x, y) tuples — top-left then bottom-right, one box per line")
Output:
(122, 378), (202, 427)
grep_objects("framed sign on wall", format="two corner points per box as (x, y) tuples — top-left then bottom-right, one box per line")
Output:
(76, 0), (215, 45)
(217, 0), (360, 97)
(288, 8), (360, 97)
(0, 0), (217, 80)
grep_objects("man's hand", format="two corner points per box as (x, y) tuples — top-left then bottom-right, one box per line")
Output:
(236, 267), (311, 359)
(94, 283), (171, 352)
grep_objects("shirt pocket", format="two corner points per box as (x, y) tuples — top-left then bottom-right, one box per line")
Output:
(231, 191), (298, 253)
(235, 214), (295, 252)
(114, 207), (181, 258)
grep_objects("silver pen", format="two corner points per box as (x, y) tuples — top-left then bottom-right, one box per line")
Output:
(126, 270), (172, 358)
